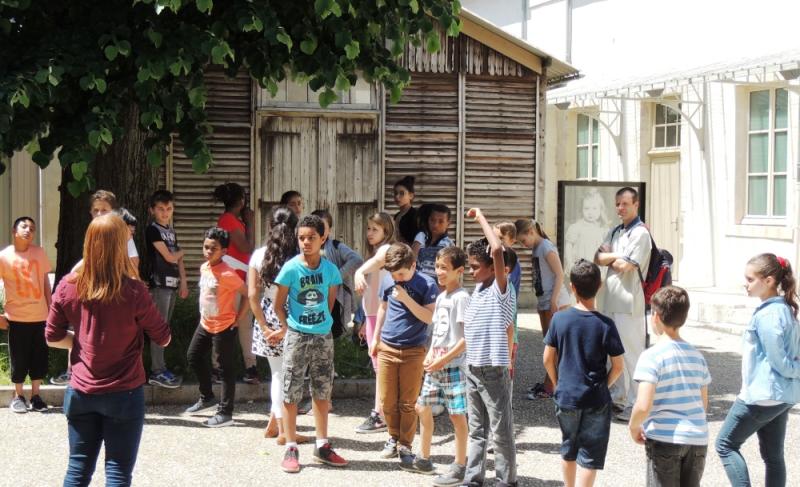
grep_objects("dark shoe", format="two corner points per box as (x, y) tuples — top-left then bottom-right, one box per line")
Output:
(50, 371), (71, 385)
(243, 366), (260, 385)
(297, 398), (312, 415)
(204, 413), (234, 428)
(401, 456), (435, 475)
(433, 462), (466, 486)
(313, 443), (348, 467)
(9, 395), (28, 414)
(398, 445), (415, 468)
(185, 397), (218, 414)
(29, 395), (48, 412)
(380, 437), (398, 458)
(281, 446), (301, 473)
(355, 411), (387, 434)
(148, 369), (182, 388)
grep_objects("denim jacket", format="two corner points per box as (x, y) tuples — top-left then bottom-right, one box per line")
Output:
(739, 296), (800, 404)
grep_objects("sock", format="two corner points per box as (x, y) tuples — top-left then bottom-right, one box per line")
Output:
(285, 442), (298, 449)
(316, 438), (329, 448)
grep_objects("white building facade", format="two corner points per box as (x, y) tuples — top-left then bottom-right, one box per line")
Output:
(464, 0), (800, 321)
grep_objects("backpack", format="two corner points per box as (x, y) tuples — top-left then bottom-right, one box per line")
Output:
(611, 223), (673, 305)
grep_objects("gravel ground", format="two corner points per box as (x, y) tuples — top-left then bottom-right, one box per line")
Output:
(2, 313), (799, 487)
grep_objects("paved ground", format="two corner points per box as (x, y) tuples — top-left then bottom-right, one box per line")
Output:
(2, 314), (799, 486)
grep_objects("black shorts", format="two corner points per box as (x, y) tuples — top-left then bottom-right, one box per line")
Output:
(8, 321), (49, 383)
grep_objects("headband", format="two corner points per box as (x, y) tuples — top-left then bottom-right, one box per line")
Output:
(777, 256), (788, 269)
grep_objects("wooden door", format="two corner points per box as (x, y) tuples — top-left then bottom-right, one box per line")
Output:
(259, 115), (378, 258)
(649, 156), (681, 280)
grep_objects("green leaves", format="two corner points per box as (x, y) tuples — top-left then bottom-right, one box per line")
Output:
(71, 161), (88, 180)
(104, 45), (119, 61)
(196, 0), (212, 14)
(318, 88), (338, 108)
(146, 28), (164, 48)
(314, 0), (342, 19)
(188, 86), (207, 107)
(344, 40), (360, 60)
(276, 29), (293, 50)
(210, 41), (234, 65)
(300, 35), (318, 55)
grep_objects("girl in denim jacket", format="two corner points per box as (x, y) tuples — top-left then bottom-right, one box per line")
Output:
(716, 253), (800, 487)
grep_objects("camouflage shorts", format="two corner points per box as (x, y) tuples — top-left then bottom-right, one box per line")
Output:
(282, 328), (334, 404)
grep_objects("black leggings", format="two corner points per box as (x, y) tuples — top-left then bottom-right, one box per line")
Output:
(9, 321), (49, 384)
(186, 324), (237, 415)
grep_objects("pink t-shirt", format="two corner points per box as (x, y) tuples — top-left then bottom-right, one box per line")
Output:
(0, 244), (51, 322)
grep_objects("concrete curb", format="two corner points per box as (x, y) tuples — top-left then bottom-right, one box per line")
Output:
(1, 379), (375, 408)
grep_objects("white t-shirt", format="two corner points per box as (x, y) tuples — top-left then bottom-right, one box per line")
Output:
(596, 221), (651, 316)
(362, 244), (392, 317)
(248, 246), (277, 302)
(431, 287), (470, 367)
(127, 238), (138, 258)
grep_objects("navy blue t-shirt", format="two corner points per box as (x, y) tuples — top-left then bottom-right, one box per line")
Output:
(543, 307), (625, 409)
(380, 271), (438, 348)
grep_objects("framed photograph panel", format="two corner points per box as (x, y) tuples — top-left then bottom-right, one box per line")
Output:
(556, 181), (646, 281)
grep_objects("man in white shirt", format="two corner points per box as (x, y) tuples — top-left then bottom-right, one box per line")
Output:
(594, 187), (651, 421)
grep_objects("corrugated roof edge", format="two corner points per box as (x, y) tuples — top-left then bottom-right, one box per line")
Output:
(458, 7), (580, 83)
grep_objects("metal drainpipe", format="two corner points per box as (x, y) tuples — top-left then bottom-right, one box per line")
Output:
(566, 0), (573, 64)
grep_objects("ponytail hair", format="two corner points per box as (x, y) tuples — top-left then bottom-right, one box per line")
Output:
(514, 218), (550, 242)
(748, 253), (799, 317)
(260, 206), (298, 287)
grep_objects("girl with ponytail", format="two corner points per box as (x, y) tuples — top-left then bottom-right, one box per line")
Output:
(716, 253), (800, 486)
(246, 206), (309, 445)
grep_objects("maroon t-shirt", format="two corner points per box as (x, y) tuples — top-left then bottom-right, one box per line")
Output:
(46, 275), (171, 394)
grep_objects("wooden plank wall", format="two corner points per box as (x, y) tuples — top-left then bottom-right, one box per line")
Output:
(165, 69), (252, 281)
(391, 27), (539, 296)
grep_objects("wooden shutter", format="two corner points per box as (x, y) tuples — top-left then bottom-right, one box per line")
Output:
(168, 69), (252, 281)
(384, 73), (459, 235)
(463, 75), (537, 290)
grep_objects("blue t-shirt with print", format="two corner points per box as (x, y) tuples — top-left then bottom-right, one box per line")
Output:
(275, 255), (342, 335)
(380, 271), (438, 348)
(414, 232), (455, 280)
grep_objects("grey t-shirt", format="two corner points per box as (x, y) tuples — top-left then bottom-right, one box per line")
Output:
(533, 238), (561, 307)
(430, 287), (470, 367)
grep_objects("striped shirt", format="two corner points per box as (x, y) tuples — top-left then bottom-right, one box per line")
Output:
(464, 279), (517, 367)
(634, 339), (711, 445)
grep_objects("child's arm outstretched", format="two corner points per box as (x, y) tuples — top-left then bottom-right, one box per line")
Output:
(629, 379), (654, 445)
(467, 207), (507, 293)
(354, 245), (389, 294)
(369, 301), (388, 358)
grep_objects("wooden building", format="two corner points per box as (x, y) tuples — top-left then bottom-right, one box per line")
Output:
(162, 9), (576, 304)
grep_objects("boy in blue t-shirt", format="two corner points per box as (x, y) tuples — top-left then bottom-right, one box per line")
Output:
(629, 286), (711, 487)
(369, 243), (438, 468)
(273, 215), (345, 473)
(462, 208), (518, 487)
(543, 259), (625, 487)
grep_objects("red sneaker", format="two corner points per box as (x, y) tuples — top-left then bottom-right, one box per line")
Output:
(281, 447), (301, 473)
(313, 443), (348, 467)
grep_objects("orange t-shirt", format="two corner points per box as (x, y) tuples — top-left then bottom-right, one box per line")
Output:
(0, 244), (52, 322)
(198, 261), (243, 333)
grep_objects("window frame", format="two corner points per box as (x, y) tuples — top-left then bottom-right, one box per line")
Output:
(745, 87), (789, 219)
(576, 114), (600, 180)
(652, 103), (682, 149)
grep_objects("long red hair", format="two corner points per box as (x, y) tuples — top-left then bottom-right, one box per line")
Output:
(75, 214), (139, 303)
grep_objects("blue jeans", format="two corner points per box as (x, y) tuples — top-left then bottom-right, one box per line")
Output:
(715, 398), (793, 487)
(555, 403), (612, 469)
(63, 386), (145, 487)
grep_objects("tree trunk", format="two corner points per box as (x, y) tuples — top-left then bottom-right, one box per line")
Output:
(55, 104), (159, 283)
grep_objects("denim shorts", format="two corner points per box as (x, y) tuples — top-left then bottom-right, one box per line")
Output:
(555, 402), (612, 469)
(417, 366), (468, 415)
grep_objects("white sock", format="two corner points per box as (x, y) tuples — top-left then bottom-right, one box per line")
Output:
(316, 438), (329, 448)
(286, 442), (298, 449)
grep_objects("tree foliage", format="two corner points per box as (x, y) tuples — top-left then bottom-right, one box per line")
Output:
(0, 0), (461, 194)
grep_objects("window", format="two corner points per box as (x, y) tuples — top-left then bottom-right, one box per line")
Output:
(747, 88), (788, 217)
(653, 104), (681, 148)
(576, 114), (599, 179)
